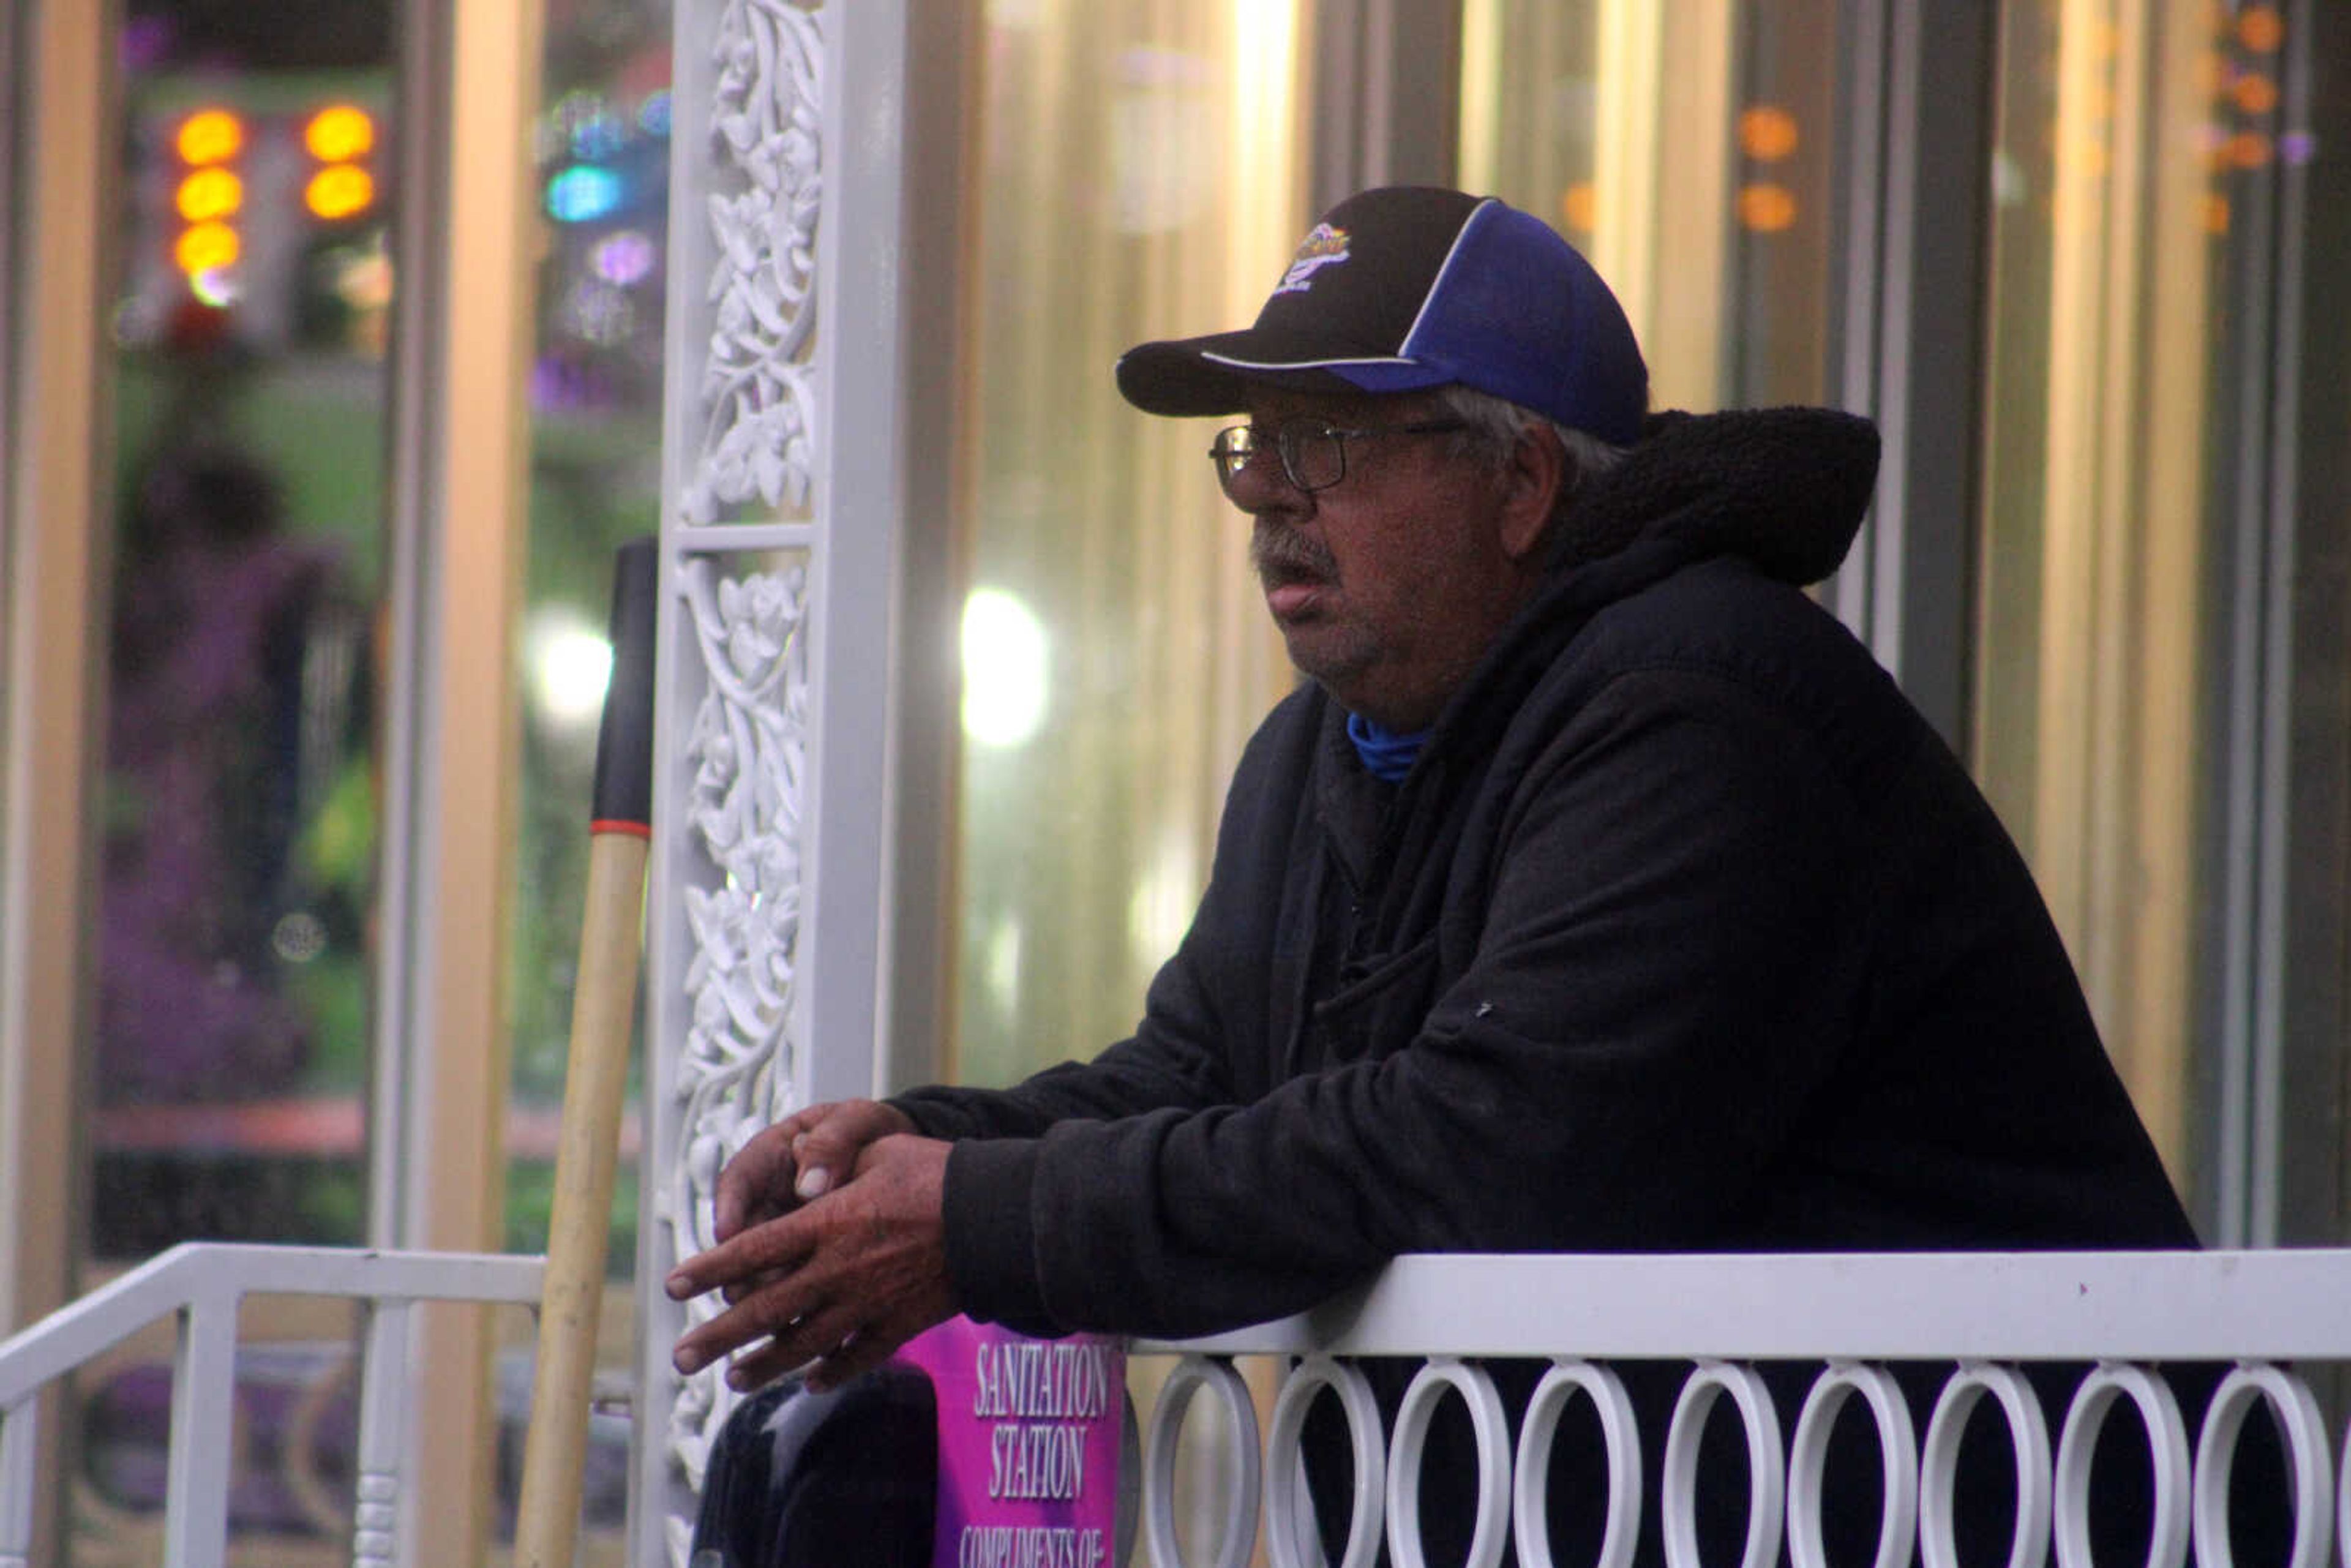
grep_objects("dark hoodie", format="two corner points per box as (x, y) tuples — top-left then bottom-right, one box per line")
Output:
(893, 405), (2208, 1567)
(899, 406), (2191, 1332)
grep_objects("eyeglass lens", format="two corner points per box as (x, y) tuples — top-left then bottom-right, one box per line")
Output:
(1210, 422), (1344, 492)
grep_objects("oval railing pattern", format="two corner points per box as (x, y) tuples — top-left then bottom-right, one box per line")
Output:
(1129, 1250), (2351, 1568)
(7, 1244), (2351, 1567)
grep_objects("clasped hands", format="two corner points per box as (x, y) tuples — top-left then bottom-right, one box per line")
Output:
(667, 1099), (956, 1394)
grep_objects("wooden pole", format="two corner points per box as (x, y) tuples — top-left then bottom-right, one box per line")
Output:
(513, 538), (658, 1568)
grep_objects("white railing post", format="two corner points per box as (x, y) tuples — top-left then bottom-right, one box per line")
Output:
(1144, 1356), (1263, 1568)
(0, 1397), (35, 1568)
(2053, 1364), (2192, 1568)
(1264, 1356), (1381, 1568)
(0, 1246), (544, 1568)
(1662, 1362), (1784, 1568)
(162, 1278), (242, 1568)
(1513, 1360), (1641, 1568)
(1385, 1359), (1511, 1568)
(2190, 1363), (2334, 1568)
(1919, 1363), (2052, 1568)
(1787, 1363), (1918, 1568)
(350, 1298), (414, 1568)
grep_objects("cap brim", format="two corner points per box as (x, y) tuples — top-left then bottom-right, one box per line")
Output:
(1116, 329), (1450, 416)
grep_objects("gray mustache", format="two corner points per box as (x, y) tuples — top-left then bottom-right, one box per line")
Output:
(1251, 524), (1335, 583)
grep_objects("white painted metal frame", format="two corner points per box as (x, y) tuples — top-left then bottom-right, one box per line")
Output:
(632, 0), (910, 1562)
(1133, 1249), (2351, 1568)
(0, 1244), (544, 1568)
(8, 1245), (2351, 1568)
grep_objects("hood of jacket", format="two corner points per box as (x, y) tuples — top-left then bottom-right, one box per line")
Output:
(1559, 405), (1881, 586)
(1387, 405), (1880, 776)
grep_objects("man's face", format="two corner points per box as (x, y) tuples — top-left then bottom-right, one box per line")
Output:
(1224, 389), (1539, 731)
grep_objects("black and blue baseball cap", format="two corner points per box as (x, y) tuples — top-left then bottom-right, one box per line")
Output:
(1116, 186), (1649, 446)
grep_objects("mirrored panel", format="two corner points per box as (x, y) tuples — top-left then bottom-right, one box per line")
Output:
(86, 4), (399, 1561)
(1460, 0), (1843, 413)
(950, 2), (1307, 1089)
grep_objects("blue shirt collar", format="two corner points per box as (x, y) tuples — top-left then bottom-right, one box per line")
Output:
(1344, 710), (1429, 783)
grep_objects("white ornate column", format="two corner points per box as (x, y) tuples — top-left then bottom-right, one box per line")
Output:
(632, 0), (913, 1561)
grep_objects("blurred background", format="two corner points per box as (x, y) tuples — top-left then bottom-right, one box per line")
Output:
(2, 1), (2342, 1562)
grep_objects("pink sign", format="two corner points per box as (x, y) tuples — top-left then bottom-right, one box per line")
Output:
(896, 1318), (1125, 1568)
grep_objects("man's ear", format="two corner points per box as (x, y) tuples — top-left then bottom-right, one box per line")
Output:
(1496, 424), (1569, 563)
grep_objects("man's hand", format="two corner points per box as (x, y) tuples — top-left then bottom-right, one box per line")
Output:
(667, 1107), (954, 1394)
(705, 1098), (920, 1243)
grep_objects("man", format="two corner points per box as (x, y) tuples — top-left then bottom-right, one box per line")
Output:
(669, 186), (2199, 1560)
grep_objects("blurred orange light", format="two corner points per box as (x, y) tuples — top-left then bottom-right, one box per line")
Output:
(1738, 182), (1798, 233)
(2238, 6), (2285, 53)
(2204, 193), (2231, 235)
(174, 167), (243, 222)
(304, 105), (376, 163)
(1559, 181), (1598, 233)
(1738, 105), (1799, 162)
(176, 109), (244, 167)
(173, 220), (239, 274)
(2228, 130), (2274, 169)
(2232, 73), (2279, 116)
(306, 165), (376, 221)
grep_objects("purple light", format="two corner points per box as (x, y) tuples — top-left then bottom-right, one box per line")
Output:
(2281, 132), (2319, 166)
(119, 16), (174, 74)
(591, 230), (657, 287)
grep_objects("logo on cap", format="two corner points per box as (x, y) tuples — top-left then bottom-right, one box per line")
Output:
(1273, 222), (1351, 296)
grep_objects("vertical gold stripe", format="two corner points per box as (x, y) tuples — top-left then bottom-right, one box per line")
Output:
(1592, 0), (1663, 339)
(1648, 0), (1736, 411)
(2116, 0), (2214, 1174)
(405, 0), (543, 1560)
(1, 0), (110, 1346)
(2034, 0), (2111, 949)
(2028, 0), (2203, 1170)
(0, 4), (113, 1559)
(1457, 0), (1503, 193)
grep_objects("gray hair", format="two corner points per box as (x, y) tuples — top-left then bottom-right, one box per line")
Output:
(1433, 384), (1630, 502)
(1431, 384), (1633, 563)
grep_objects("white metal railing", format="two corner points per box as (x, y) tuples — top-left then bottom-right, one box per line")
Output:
(0, 1242), (543, 1568)
(7, 1246), (2350, 1568)
(1130, 1250), (2351, 1568)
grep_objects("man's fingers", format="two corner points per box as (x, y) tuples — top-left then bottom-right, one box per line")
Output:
(720, 1262), (791, 1307)
(804, 1322), (910, 1394)
(786, 1101), (916, 1202)
(711, 1102), (865, 1239)
(716, 1300), (865, 1393)
(671, 1271), (830, 1378)
(669, 1127), (953, 1398)
(711, 1122), (801, 1241)
(665, 1211), (813, 1304)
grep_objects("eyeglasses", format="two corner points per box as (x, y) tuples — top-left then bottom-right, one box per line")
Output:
(1207, 418), (1469, 495)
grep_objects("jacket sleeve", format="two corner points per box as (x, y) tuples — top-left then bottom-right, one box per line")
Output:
(937, 667), (1872, 1338)
(888, 932), (1253, 1337)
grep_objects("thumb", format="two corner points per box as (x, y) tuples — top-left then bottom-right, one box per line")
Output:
(791, 1135), (833, 1200)
(788, 1101), (912, 1200)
